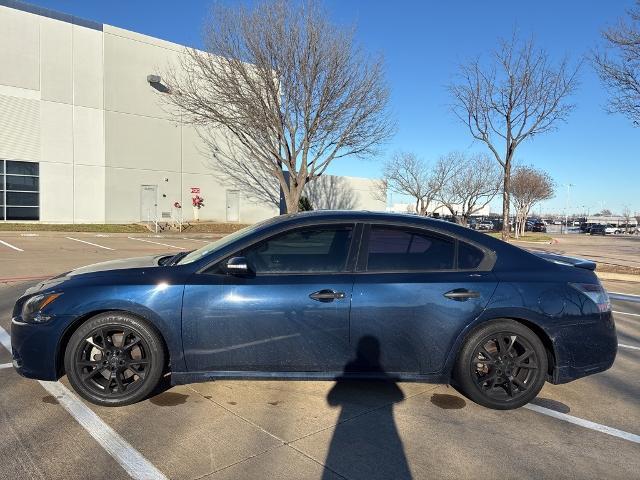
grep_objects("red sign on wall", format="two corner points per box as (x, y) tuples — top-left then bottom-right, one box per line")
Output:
(190, 187), (200, 194)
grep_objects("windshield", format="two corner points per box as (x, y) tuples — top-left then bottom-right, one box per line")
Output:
(177, 219), (273, 265)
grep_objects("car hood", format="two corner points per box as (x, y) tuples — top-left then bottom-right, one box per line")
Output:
(25, 254), (168, 295)
(66, 254), (166, 276)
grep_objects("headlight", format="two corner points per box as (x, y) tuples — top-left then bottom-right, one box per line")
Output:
(21, 293), (62, 323)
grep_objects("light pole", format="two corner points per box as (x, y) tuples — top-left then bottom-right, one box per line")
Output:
(563, 183), (574, 233)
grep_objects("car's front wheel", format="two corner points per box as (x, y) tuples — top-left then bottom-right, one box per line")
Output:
(64, 312), (165, 406)
(454, 320), (548, 410)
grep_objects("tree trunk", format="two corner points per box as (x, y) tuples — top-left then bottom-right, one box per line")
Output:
(501, 161), (512, 241)
(284, 185), (302, 214)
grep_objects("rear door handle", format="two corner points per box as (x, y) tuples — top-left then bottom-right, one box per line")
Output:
(309, 289), (345, 303)
(443, 288), (480, 301)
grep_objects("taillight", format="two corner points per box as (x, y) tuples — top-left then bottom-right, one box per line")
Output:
(570, 283), (611, 313)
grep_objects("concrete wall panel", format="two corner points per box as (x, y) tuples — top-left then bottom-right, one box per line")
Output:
(104, 30), (177, 119)
(74, 106), (104, 166)
(74, 164), (105, 222)
(40, 17), (72, 103)
(39, 162), (73, 222)
(105, 167), (181, 223)
(0, 6), (39, 90)
(40, 100), (72, 164)
(105, 111), (180, 171)
(0, 94), (40, 161)
(73, 25), (104, 109)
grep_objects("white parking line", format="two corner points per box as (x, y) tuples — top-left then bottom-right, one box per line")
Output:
(609, 291), (640, 297)
(66, 237), (114, 251)
(0, 362), (12, 369)
(613, 310), (640, 318)
(0, 327), (167, 480)
(0, 239), (24, 252)
(609, 292), (640, 303)
(619, 343), (640, 351)
(524, 403), (640, 444)
(127, 237), (186, 250)
(182, 237), (211, 243)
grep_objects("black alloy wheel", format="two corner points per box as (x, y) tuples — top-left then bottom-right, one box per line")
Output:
(454, 320), (548, 410)
(65, 313), (165, 406)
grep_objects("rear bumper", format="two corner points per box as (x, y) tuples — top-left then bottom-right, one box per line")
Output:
(549, 312), (617, 384)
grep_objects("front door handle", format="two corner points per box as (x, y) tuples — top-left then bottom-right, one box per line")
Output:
(309, 289), (346, 303)
(443, 288), (480, 301)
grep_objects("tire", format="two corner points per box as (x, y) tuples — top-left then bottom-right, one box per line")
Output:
(453, 319), (548, 410)
(64, 312), (165, 407)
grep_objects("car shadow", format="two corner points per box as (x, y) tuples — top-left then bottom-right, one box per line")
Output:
(322, 335), (412, 480)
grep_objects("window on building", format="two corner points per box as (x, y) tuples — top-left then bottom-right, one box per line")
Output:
(1, 160), (39, 221)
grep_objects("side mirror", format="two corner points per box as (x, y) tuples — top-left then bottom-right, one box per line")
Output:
(224, 256), (252, 276)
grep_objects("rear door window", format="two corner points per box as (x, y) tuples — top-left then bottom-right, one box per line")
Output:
(366, 226), (455, 271)
(458, 241), (485, 269)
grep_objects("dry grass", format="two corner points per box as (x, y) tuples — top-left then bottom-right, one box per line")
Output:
(0, 223), (149, 233)
(486, 232), (553, 243)
(183, 222), (251, 234)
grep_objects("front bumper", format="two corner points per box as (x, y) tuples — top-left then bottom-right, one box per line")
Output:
(10, 315), (71, 381)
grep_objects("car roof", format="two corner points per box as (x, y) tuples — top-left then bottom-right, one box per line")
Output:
(267, 210), (509, 250)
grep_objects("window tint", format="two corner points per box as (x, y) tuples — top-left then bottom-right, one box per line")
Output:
(6, 161), (38, 176)
(458, 242), (484, 269)
(6, 192), (38, 206)
(244, 226), (353, 273)
(366, 226), (454, 271)
(2, 160), (40, 220)
(5, 175), (38, 191)
(6, 207), (38, 220)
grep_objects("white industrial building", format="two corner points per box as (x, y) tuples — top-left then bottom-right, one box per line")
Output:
(0, 0), (384, 224)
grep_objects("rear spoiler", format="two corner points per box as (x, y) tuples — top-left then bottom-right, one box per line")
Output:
(528, 250), (597, 271)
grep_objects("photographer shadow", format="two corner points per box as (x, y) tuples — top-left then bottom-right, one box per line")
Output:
(323, 335), (412, 480)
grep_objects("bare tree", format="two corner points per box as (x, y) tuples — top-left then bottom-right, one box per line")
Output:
(596, 208), (613, 216)
(435, 152), (502, 226)
(622, 205), (633, 233)
(509, 165), (555, 238)
(593, 1), (640, 126)
(381, 152), (450, 215)
(449, 33), (579, 240)
(163, 0), (393, 213)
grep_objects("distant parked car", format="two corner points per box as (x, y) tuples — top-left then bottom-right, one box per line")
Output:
(531, 222), (547, 233)
(477, 221), (494, 231)
(589, 224), (606, 235)
(605, 226), (621, 235)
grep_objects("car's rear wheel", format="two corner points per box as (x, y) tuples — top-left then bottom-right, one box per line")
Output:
(453, 320), (548, 410)
(64, 312), (165, 406)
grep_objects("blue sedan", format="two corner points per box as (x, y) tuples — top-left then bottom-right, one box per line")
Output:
(10, 211), (616, 409)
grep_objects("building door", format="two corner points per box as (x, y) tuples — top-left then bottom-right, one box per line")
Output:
(226, 190), (240, 222)
(140, 185), (158, 222)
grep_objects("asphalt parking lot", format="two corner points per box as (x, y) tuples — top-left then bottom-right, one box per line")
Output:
(0, 233), (639, 479)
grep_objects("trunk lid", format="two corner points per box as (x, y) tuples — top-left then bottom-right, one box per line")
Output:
(528, 250), (596, 271)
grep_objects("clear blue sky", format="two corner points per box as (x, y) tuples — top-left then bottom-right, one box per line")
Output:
(23, 0), (640, 215)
